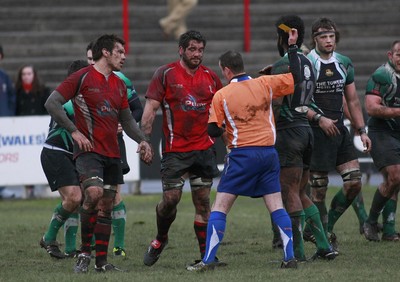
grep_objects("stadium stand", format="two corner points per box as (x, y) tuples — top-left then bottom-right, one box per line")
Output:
(0, 0), (398, 101)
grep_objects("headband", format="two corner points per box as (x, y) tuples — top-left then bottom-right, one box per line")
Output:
(313, 30), (335, 37)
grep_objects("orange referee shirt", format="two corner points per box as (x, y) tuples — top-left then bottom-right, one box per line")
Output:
(208, 74), (294, 148)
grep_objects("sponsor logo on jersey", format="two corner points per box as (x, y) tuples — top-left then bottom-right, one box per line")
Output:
(325, 69), (334, 77)
(96, 100), (116, 116)
(181, 94), (206, 112)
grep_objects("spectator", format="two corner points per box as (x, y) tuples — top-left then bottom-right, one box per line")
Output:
(159, 0), (198, 40)
(0, 45), (16, 117)
(15, 65), (50, 116)
(15, 64), (50, 198)
(0, 44), (16, 199)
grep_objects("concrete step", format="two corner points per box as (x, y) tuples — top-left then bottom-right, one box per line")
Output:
(0, 0), (398, 101)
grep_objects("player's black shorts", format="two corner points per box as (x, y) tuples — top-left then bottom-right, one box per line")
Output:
(275, 126), (313, 169)
(161, 147), (220, 180)
(310, 126), (358, 172)
(369, 129), (400, 171)
(75, 152), (122, 188)
(40, 147), (80, 192)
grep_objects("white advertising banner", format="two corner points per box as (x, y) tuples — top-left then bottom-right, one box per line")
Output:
(0, 116), (140, 186)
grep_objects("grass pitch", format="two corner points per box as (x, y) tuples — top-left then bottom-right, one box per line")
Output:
(0, 186), (399, 282)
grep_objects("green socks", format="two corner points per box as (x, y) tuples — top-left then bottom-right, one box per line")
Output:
(351, 192), (368, 226)
(314, 201), (328, 232)
(44, 203), (72, 242)
(327, 189), (352, 233)
(64, 212), (79, 254)
(304, 205), (330, 250)
(382, 199), (397, 236)
(112, 201), (127, 249)
(368, 189), (390, 225)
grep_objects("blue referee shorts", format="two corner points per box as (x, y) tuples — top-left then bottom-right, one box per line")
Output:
(217, 146), (281, 198)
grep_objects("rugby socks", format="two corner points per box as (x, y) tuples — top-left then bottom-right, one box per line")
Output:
(112, 201), (127, 249)
(289, 210), (305, 261)
(194, 221), (207, 258)
(155, 205), (176, 243)
(94, 216), (112, 267)
(79, 207), (97, 254)
(272, 208), (294, 262)
(44, 203), (72, 242)
(203, 211), (226, 264)
(367, 189), (390, 225)
(313, 201), (328, 232)
(382, 199), (397, 236)
(351, 192), (368, 227)
(304, 205), (330, 250)
(270, 214), (283, 247)
(327, 189), (352, 233)
(64, 212), (79, 254)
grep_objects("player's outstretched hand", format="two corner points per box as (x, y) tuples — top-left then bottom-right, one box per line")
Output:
(137, 140), (154, 165)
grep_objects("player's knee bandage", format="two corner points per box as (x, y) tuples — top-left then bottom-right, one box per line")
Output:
(103, 185), (117, 198)
(82, 176), (104, 189)
(310, 174), (329, 188)
(162, 177), (185, 191)
(340, 168), (362, 183)
(190, 177), (213, 191)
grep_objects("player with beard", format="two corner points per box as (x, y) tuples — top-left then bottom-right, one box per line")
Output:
(306, 18), (371, 252)
(141, 30), (223, 266)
